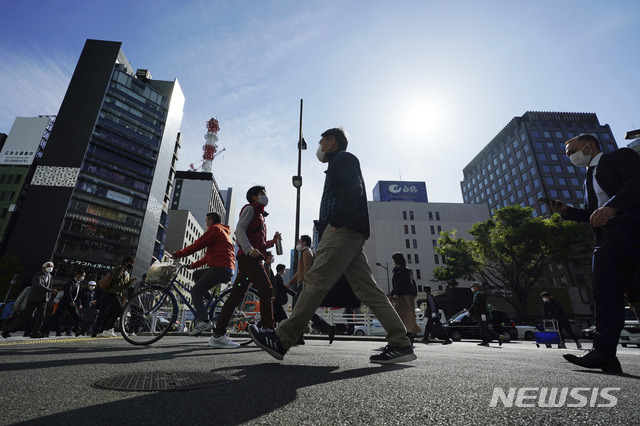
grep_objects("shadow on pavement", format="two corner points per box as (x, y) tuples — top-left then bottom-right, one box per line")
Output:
(15, 362), (411, 425)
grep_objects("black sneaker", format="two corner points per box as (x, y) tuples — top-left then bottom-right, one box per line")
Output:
(1, 331), (10, 339)
(498, 335), (504, 346)
(369, 345), (417, 364)
(478, 342), (490, 347)
(248, 324), (287, 361)
(441, 340), (452, 345)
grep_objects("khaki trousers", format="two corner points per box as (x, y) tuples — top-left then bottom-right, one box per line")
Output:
(276, 227), (410, 350)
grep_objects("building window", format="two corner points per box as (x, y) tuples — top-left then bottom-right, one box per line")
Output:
(435, 211), (440, 220)
(405, 239), (410, 249)
(403, 211), (407, 220)
(428, 211), (433, 220)
(411, 225), (416, 234)
(416, 269), (421, 279)
(432, 240), (437, 248)
(430, 225), (435, 235)
(415, 254), (420, 264)
(409, 211), (414, 220)
(434, 254), (439, 264)
(404, 225), (409, 234)
(437, 226), (442, 234)
(407, 254), (412, 264)
(413, 239), (418, 249)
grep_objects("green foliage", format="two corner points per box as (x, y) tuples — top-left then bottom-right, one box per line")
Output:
(433, 205), (593, 319)
(0, 254), (26, 300)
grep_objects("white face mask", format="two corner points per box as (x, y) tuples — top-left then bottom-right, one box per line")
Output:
(79, 277), (85, 282)
(296, 243), (303, 251)
(569, 144), (592, 168)
(316, 144), (329, 163)
(45, 267), (53, 273)
(257, 194), (269, 206)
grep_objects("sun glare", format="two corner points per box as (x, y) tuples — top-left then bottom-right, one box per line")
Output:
(394, 93), (448, 144)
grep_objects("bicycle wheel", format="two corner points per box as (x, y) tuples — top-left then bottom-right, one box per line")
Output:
(121, 285), (178, 345)
(208, 287), (261, 334)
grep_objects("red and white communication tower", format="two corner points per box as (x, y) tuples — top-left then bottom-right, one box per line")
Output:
(202, 117), (224, 172)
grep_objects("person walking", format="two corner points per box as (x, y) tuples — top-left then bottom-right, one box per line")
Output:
(544, 134), (640, 373)
(540, 292), (581, 349)
(78, 280), (99, 336)
(287, 235), (336, 343)
(92, 256), (136, 338)
(43, 270), (85, 337)
(272, 263), (291, 324)
(467, 282), (503, 347)
(3, 261), (57, 339)
(172, 211), (235, 337)
(389, 252), (421, 343)
(249, 127), (415, 364)
(422, 286), (452, 345)
(210, 186), (280, 349)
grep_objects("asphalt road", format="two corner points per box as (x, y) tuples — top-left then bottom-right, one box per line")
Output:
(1, 334), (639, 425)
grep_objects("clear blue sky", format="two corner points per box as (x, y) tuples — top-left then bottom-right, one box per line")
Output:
(2, 1), (639, 265)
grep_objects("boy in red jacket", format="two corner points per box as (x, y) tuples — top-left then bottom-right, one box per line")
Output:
(172, 212), (235, 336)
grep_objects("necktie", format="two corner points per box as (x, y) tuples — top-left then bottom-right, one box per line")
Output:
(586, 166), (598, 213)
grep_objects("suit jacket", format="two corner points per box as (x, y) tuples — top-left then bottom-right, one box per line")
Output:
(273, 273), (288, 306)
(563, 148), (640, 223)
(60, 278), (81, 306)
(468, 291), (488, 317)
(27, 270), (53, 302)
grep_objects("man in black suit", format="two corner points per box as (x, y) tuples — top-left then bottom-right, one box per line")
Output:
(43, 270), (85, 337)
(2, 261), (58, 338)
(421, 286), (452, 345)
(545, 134), (640, 373)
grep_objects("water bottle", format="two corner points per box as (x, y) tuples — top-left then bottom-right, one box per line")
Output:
(275, 232), (283, 255)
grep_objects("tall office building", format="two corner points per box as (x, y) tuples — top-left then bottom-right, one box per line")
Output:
(164, 209), (204, 301)
(460, 112), (617, 316)
(4, 39), (184, 282)
(219, 187), (236, 230)
(170, 171), (226, 230)
(364, 180), (490, 296)
(461, 112), (618, 216)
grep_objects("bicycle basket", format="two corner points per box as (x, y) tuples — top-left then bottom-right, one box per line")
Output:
(146, 260), (179, 286)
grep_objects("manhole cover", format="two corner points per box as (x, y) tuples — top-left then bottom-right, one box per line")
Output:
(93, 371), (235, 392)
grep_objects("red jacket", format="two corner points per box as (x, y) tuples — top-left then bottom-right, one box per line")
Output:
(174, 223), (235, 270)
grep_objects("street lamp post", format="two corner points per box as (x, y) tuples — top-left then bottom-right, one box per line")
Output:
(292, 99), (306, 273)
(375, 262), (391, 294)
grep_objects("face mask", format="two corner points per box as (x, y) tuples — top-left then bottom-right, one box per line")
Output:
(257, 194), (269, 206)
(569, 144), (592, 167)
(89, 286), (95, 290)
(542, 298), (549, 303)
(79, 277), (85, 282)
(45, 267), (53, 273)
(316, 144), (329, 163)
(296, 244), (303, 251)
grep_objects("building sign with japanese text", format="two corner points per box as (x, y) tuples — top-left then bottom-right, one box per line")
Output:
(373, 181), (428, 202)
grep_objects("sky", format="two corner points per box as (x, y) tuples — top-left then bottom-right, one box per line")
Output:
(1, 0), (639, 267)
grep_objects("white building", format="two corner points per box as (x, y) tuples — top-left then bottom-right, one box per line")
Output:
(364, 183), (490, 296)
(164, 209), (205, 302)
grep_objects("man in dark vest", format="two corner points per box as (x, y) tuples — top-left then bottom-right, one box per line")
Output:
(545, 134), (640, 374)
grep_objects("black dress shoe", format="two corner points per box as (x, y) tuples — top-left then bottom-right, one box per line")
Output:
(2, 331), (10, 338)
(296, 335), (305, 345)
(441, 339), (452, 345)
(328, 325), (336, 345)
(563, 349), (622, 374)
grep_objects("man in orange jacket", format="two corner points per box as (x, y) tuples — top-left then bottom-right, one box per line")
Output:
(172, 212), (235, 336)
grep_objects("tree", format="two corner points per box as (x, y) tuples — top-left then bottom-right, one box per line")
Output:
(432, 229), (479, 288)
(433, 205), (593, 320)
(0, 254), (26, 301)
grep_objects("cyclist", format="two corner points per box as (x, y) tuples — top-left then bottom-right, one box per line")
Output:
(172, 212), (235, 340)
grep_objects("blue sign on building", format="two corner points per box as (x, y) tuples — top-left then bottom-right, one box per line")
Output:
(373, 181), (428, 202)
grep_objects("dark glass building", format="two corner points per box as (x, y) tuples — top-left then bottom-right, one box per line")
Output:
(5, 39), (184, 282)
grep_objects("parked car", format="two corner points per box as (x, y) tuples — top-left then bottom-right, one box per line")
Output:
(443, 310), (518, 342)
(582, 325), (596, 339)
(515, 325), (537, 341)
(620, 306), (640, 348)
(353, 320), (385, 336)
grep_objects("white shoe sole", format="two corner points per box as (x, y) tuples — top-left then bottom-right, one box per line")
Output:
(208, 342), (240, 349)
(189, 324), (214, 336)
(370, 353), (417, 364)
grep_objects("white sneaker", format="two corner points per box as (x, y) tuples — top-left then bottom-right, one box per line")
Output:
(101, 330), (116, 338)
(189, 320), (214, 336)
(208, 334), (240, 349)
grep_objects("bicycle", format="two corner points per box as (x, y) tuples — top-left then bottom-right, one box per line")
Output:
(120, 259), (260, 345)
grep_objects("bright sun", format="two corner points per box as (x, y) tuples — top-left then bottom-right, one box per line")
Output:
(394, 93), (449, 144)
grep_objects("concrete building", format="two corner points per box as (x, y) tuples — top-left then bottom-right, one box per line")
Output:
(219, 187), (236, 230)
(164, 209), (204, 302)
(170, 171), (227, 230)
(626, 129), (640, 156)
(460, 111), (618, 318)
(364, 181), (490, 296)
(0, 116), (54, 249)
(4, 39), (184, 283)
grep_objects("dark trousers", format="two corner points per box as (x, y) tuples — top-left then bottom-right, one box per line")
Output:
(92, 292), (110, 336)
(190, 267), (232, 322)
(214, 254), (274, 335)
(592, 221), (640, 357)
(423, 315), (449, 340)
(273, 303), (288, 323)
(557, 318), (579, 345)
(478, 319), (502, 344)
(311, 313), (332, 334)
(103, 293), (123, 331)
(43, 303), (80, 334)
(3, 299), (47, 335)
